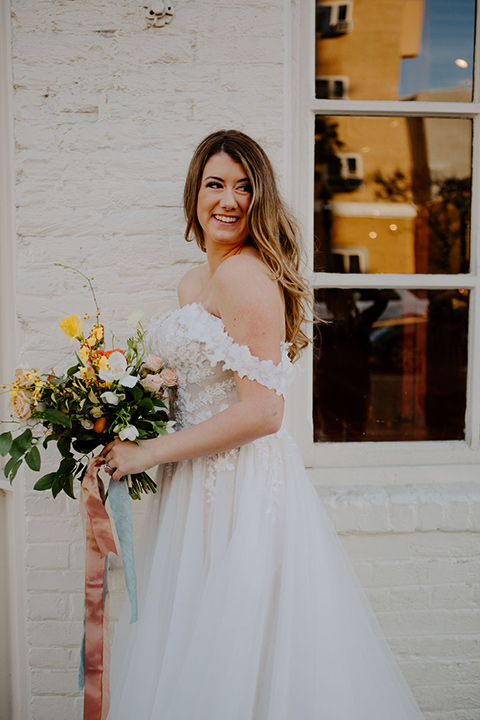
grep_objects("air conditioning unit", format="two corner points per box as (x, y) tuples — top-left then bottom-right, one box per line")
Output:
(331, 20), (353, 34)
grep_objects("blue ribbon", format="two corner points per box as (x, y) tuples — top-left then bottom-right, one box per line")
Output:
(78, 477), (138, 691)
(108, 477), (138, 623)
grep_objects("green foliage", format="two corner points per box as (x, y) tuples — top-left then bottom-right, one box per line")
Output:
(0, 431), (12, 456)
(25, 445), (41, 471)
(34, 472), (56, 491)
(41, 407), (72, 428)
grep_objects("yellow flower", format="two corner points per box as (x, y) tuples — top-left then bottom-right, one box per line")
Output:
(59, 314), (83, 344)
(98, 355), (110, 372)
(92, 324), (104, 341)
(78, 345), (90, 364)
(84, 324), (104, 348)
(77, 366), (94, 382)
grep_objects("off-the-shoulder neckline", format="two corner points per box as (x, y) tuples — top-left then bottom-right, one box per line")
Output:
(176, 301), (290, 354)
(148, 301), (302, 395)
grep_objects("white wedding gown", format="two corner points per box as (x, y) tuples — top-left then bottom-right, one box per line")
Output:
(107, 302), (425, 720)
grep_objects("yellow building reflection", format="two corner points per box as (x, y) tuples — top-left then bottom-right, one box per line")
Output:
(314, 1), (472, 275)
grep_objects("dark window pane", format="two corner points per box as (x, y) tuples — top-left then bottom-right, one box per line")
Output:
(314, 115), (472, 274)
(315, 0), (476, 101)
(349, 254), (361, 273)
(316, 6), (332, 36)
(316, 79), (330, 98)
(313, 288), (469, 442)
(333, 80), (344, 97)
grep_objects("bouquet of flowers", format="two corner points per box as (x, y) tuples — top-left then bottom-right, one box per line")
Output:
(0, 269), (176, 500)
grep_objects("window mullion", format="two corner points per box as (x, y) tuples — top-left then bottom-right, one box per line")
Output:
(311, 99), (480, 118)
(310, 273), (477, 289)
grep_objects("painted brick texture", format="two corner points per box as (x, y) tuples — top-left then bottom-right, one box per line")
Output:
(9, 0), (480, 718)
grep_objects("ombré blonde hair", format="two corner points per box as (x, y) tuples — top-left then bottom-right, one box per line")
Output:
(183, 129), (311, 362)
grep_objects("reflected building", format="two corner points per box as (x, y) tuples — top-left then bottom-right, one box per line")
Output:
(313, 0), (471, 442)
(314, 0), (471, 276)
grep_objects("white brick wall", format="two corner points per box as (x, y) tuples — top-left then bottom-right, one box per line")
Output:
(7, 0), (480, 718)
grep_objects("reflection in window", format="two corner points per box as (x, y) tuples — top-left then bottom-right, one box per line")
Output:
(314, 116), (472, 274)
(316, 2), (353, 38)
(315, 0), (476, 101)
(316, 76), (349, 99)
(313, 288), (469, 442)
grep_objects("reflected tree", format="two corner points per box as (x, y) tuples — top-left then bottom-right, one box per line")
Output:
(374, 171), (471, 273)
(314, 118), (345, 271)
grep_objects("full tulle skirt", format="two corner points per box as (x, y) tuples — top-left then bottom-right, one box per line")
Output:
(107, 430), (424, 720)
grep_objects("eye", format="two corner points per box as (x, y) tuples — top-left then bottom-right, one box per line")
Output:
(205, 181), (222, 189)
(238, 184), (252, 193)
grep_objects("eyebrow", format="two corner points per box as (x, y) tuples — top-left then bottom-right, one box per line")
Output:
(204, 175), (250, 183)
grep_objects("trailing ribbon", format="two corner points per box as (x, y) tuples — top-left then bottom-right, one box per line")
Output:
(81, 457), (117, 720)
(108, 476), (138, 623)
(78, 458), (139, 720)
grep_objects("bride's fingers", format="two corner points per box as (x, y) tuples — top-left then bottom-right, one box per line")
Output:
(102, 443), (114, 457)
(102, 438), (122, 456)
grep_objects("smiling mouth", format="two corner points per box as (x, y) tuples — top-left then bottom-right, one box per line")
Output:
(213, 215), (239, 224)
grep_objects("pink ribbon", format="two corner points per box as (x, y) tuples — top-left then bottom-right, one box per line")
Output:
(82, 457), (118, 720)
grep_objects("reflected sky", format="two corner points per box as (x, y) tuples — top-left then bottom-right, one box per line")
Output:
(400, 0), (476, 98)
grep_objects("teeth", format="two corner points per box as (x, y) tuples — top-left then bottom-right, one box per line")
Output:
(214, 215), (238, 223)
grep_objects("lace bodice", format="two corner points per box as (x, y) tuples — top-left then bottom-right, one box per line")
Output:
(146, 302), (300, 430)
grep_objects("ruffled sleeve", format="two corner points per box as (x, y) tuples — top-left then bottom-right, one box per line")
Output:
(178, 303), (302, 397)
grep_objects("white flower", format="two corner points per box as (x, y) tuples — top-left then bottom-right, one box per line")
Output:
(98, 351), (138, 388)
(119, 425), (139, 442)
(165, 420), (176, 434)
(80, 418), (94, 430)
(127, 310), (145, 328)
(100, 391), (123, 405)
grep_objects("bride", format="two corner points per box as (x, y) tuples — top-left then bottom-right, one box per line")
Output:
(103, 130), (425, 719)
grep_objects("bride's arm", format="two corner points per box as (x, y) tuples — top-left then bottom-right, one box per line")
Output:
(103, 256), (286, 481)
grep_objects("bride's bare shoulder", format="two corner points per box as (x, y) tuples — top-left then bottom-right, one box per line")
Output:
(177, 264), (208, 305)
(214, 252), (279, 302)
(213, 252), (285, 336)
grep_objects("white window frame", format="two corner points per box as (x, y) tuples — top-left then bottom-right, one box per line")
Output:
(0, 0), (30, 716)
(287, 0), (480, 476)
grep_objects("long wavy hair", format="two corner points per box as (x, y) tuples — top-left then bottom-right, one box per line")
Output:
(183, 129), (311, 362)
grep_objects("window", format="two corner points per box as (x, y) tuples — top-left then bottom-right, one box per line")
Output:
(290, 0), (480, 468)
(316, 2), (353, 37)
(316, 76), (349, 99)
(331, 247), (369, 273)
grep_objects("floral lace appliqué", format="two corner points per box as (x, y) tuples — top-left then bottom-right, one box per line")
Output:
(204, 448), (239, 503)
(253, 434), (284, 522)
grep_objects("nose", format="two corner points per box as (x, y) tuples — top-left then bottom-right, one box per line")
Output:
(219, 185), (237, 210)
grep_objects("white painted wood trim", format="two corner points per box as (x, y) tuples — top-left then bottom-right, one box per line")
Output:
(310, 99), (480, 117)
(0, 0), (30, 717)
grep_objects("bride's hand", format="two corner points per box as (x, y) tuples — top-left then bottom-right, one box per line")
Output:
(102, 438), (158, 481)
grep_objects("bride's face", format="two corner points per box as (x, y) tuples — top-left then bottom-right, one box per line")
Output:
(196, 152), (252, 249)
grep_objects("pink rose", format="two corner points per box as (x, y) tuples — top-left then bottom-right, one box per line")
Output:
(9, 390), (33, 421)
(159, 368), (177, 387)
(14, 366), (35, 388)
(140, 374), (163, 393)
(142, 354), (164, 373)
